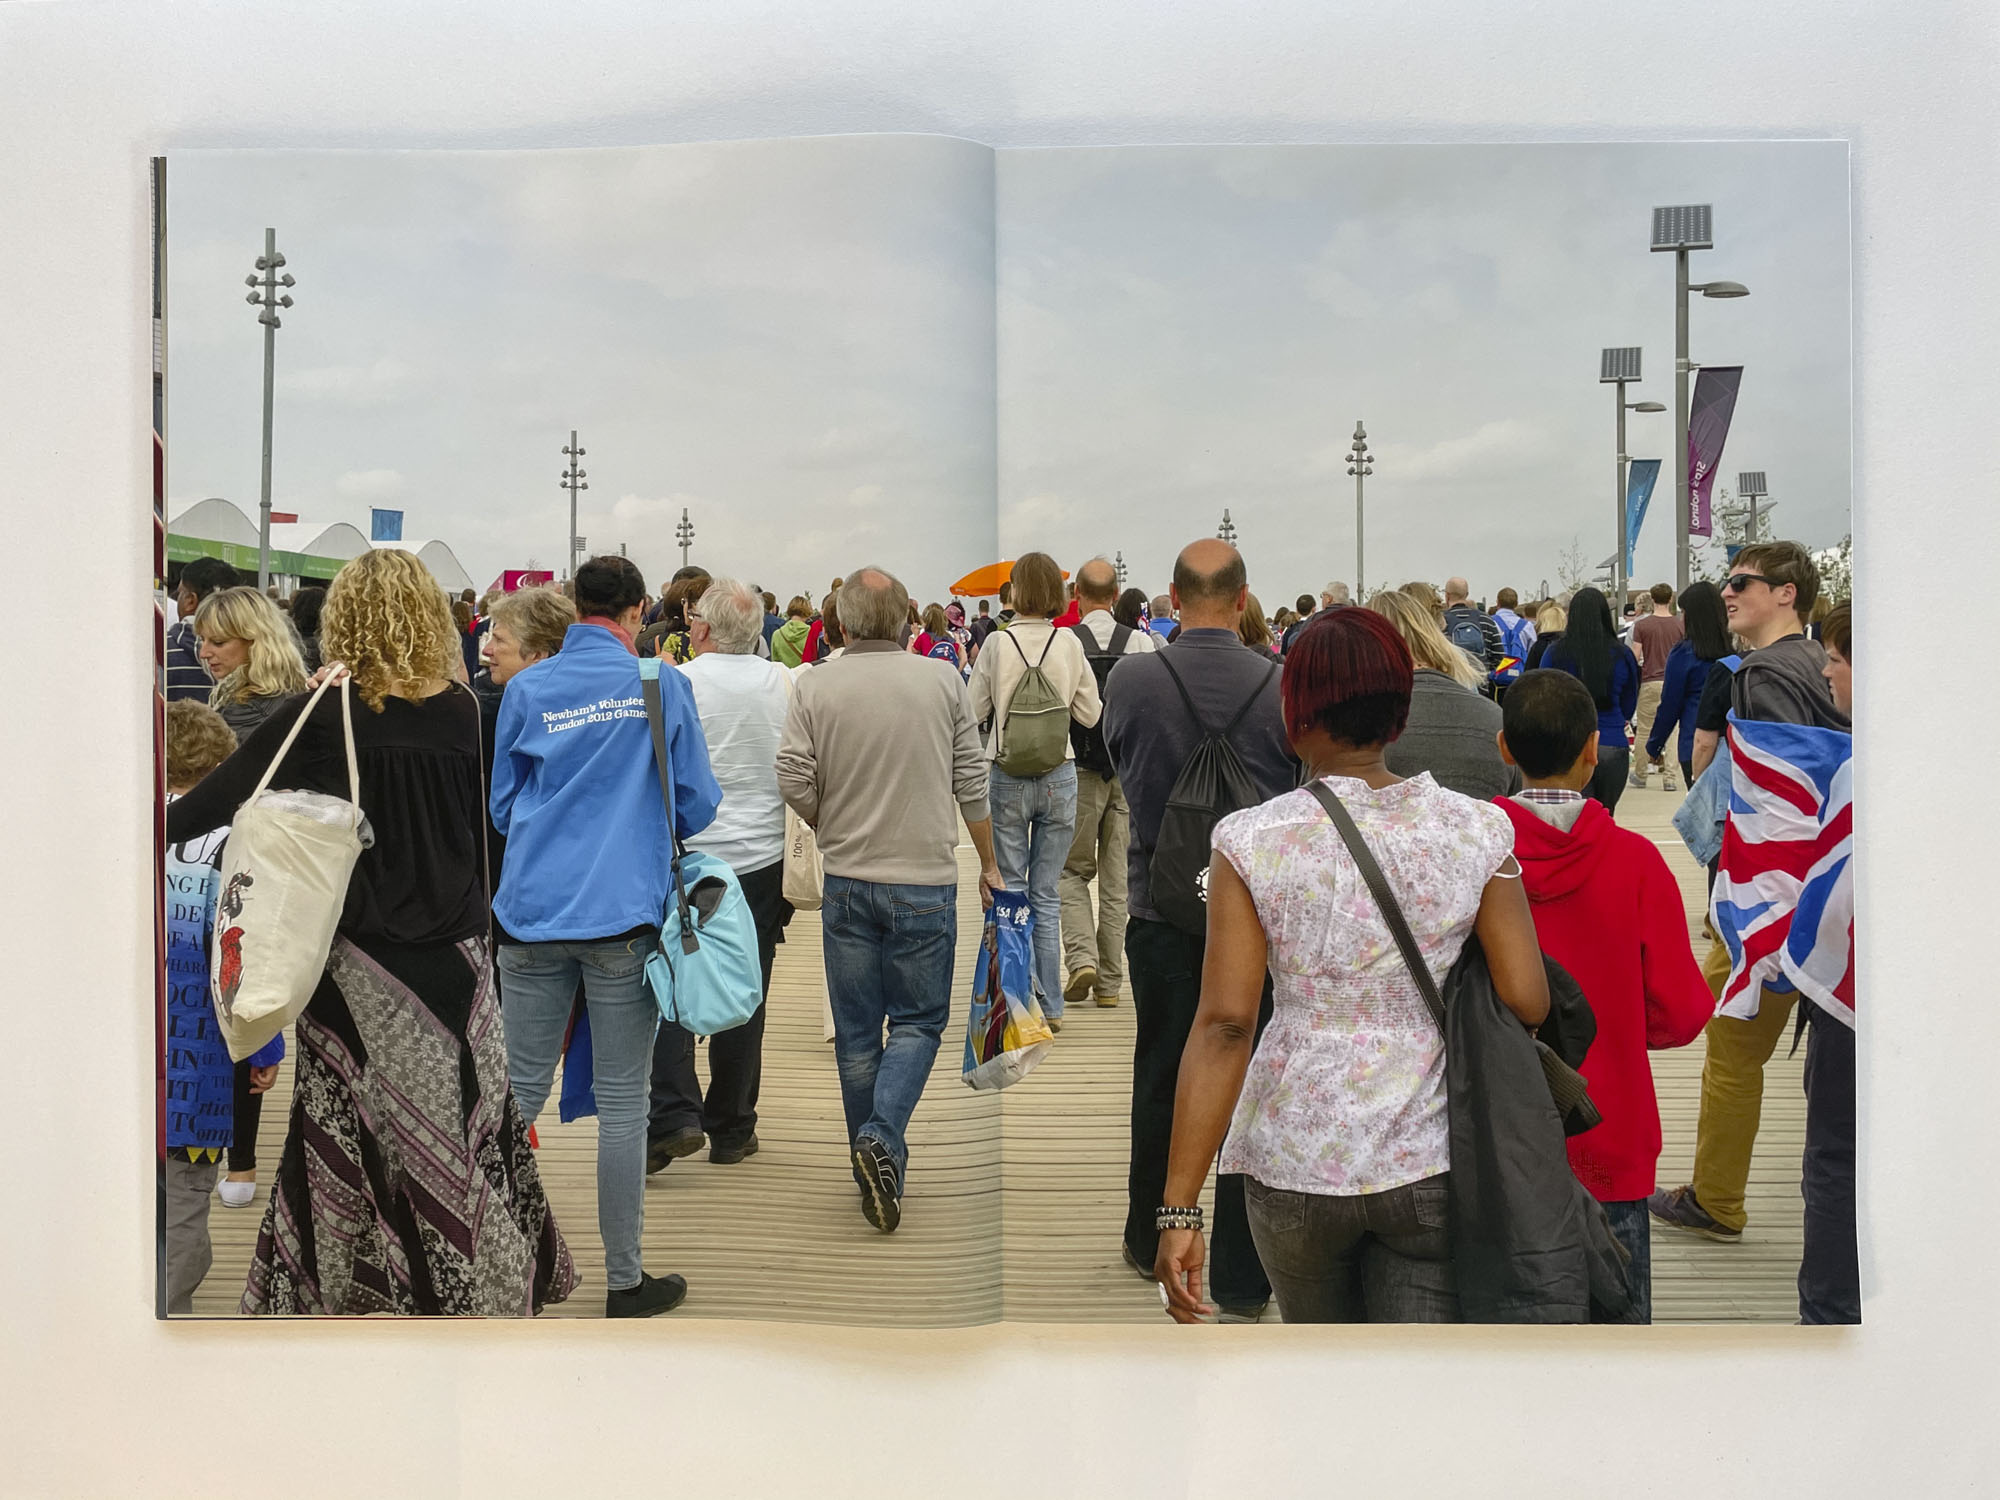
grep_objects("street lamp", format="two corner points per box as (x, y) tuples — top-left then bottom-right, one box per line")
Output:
(1114, 550), (1128, 589)
(244, 228), (296, 590)
(1217, 508), (1238, 546)
(1346, 421), (1373, 595)
(676, 507), (696, 568)
(560, 431), (587, 580)
(1599, 347), (1666, 604)
(1652, 204), (1750, 591)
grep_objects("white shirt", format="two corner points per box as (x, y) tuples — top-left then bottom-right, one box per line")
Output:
(1074, 608), (1158, 657)
(967, 617), (1102, 765)
(678, 651), (791, 874)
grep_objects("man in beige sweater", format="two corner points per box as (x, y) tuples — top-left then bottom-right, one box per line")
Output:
(777, 567), (1003, 1233)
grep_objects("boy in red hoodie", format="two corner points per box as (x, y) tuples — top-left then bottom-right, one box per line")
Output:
(1495, 670), (1713, 1322)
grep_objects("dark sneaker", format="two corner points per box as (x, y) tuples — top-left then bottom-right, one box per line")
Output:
(1647, 1184), (1741, 1243)
(1063, 966), (1098, 1006)
(709, 1133), (760, 1166)
(853, 1138), (902, 1233)
(1217, 1302), (1269, 1324)
(1121, 1243), (1158, 1282)
(646, 1127), (706, 1176)
(606, 1271), (688, 1318)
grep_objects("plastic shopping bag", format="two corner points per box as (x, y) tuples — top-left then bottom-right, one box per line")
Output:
(961, 889), (1055, 1090)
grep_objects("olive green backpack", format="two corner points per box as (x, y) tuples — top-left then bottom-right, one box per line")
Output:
(997, 630), (1069, 777)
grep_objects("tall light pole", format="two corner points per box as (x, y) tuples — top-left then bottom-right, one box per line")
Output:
(561, 432), (587, 579)
(1114, 550), (1128, 589)
(1347, 421), (1373, 595)
(1737, 470), (1769, 542)
(243, 229), (295, 590)
(1652, 205), (1750, 591)
(1217, 508), (1238, 546)
(676, 507), (696, 568)
(1600, 347), (1666, 604)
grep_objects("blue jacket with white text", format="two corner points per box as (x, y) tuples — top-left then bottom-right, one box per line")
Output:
(490, 622), (721, 942)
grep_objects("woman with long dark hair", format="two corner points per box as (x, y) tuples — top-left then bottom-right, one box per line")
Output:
(1114, 587), (1149, 631)
(1645, 581), (1730, 789)
(1541, 586), (1640, 812)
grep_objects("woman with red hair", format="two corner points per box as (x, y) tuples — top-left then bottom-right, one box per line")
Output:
(1155, 607), (1549, 1324)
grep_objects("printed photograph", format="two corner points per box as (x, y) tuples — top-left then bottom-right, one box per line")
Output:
(152, 136), (1854, 1325)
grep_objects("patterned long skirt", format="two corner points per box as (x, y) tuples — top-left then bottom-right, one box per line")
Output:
(242, 932), (576, 1315)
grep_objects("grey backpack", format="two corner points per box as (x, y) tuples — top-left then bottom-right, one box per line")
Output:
(996, 630), (1070, 777)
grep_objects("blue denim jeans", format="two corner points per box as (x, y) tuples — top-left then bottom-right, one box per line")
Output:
(1598, 1198), (1654, 1324)
(499, 934), (660, 1292)
(988, 760), (1077, 1017)
(820, 876), (957, 1188)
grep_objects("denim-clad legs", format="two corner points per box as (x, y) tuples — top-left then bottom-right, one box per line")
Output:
(820, 875), (957, 1188)
(500, 934), (659, 1292)
(1243, 1173), (1462, 1323)
(1598, 1199), (1654, 1324)
(988, 760), (1077, 1017)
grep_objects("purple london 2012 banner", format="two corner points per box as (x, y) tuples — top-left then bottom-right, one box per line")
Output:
(1686, 365), (1743, 538)
(1624, 457), (1661, 574)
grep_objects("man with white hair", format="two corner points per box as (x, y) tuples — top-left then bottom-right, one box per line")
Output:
(777, 566), (1003, 1232)
(647, 577), (797, 1172)
(1319, 580), (1351, 611)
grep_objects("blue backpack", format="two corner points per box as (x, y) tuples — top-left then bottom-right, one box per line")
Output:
(637, 659), (765, 1037)
(1492, 613), (1533, 686)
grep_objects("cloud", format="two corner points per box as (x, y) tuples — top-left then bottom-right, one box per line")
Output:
(334, 468), (406, 500)
(1374, 419), (1546, 483)
(277, 356), (416, 405)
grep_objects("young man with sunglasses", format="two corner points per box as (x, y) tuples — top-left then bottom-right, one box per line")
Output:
(1650, 541), (1849, 1247)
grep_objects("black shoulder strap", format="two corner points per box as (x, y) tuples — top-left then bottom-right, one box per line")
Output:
(1223, 660), (1280, 736)
(1155, 648), (1206, 732)
(1304, 779), (1447, 1033)
(640, 669), (698, 955)
(1108, 622), (1133, 657)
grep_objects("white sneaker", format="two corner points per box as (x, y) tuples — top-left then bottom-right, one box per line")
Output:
(217, 1175), (258, 1208)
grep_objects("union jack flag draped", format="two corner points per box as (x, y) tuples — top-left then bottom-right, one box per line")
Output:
(1710, 712), (1855, 1025)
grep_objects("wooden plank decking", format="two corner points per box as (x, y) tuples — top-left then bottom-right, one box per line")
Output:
(192, 781), (1805, 1323)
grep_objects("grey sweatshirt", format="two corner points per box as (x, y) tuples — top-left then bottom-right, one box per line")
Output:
(776, 640), (991, 886)
(1384, 670), (1523, 802)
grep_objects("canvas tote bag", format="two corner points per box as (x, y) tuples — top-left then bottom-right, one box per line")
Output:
(209, 673), (370, 1062)
(776, 668), (824, 910)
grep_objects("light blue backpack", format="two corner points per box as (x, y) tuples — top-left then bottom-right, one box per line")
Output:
(637, 659), (764, 1037)
(1670, 655), (1742, 869)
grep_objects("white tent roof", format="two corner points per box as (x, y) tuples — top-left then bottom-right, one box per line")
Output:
(167, 497), (259, 547)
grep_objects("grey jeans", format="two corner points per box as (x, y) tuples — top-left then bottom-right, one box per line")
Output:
(1244, 1173), (1462, 1323)
(164, 1155), (220, 1315)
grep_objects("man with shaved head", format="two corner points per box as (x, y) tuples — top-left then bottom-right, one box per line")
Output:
(1059, 556), (1157, 1011)
(1442, 576), (1505, 681)
(1100, 538), (1296, 1320)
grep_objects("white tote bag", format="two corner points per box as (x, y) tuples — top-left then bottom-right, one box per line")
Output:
(209, 674), (370, 1062)
(777, 667), (824, 910)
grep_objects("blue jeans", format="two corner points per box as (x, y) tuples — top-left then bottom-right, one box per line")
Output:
(499, 934), (660, 1292)
(1599, 1198), (1654, 1324)
(988, 761), (1077, 1017)
(821, 875), (957, 1188)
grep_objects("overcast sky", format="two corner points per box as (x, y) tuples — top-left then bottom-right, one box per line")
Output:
(167, 138), (1846, 605)
(166, 137), (997, 598)
(999, 141), (1849, 603)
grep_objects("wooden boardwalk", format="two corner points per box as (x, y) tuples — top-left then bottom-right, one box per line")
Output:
(192, 781), (1805, 1323)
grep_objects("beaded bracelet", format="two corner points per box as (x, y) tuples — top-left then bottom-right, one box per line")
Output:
(1155, 1205), (1205, 1232)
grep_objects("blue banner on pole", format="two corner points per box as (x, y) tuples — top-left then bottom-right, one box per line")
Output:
(1624, 458), (1661, 574)
(370, 508), (403, 542)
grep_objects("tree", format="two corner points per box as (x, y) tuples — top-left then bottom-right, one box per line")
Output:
(1815, 534), (1853, 603)
(1555, 534), (1589, 595)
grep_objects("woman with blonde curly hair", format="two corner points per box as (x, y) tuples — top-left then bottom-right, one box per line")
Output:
(1364, 589), (1519, 802)
(166, 548), (576, 1316)
(194, 586), (309, 744)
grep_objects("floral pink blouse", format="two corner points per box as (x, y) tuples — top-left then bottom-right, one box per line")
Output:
(1211, 773), (1513, 1196)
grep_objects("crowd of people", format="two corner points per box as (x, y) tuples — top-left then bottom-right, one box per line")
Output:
(156, 533), (1855, 1325)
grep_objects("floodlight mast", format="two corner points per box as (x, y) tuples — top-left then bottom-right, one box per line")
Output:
(244, 228), (297, 590)
(1217, 508), (1238, 546)
(1346, 421), (1372, 595)
(564, 434), (584, 580)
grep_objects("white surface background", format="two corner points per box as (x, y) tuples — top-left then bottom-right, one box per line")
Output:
(1, 3), (1994, 1496)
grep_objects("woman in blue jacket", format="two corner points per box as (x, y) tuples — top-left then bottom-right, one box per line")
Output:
(1646, 581), (1730, 788)
(1541, 586), (1640, 813)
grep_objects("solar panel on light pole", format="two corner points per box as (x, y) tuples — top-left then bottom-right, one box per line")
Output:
(1737, 470), (1769, 544)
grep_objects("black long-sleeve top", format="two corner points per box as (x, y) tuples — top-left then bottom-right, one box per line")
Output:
(165, 685), (488, 946)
